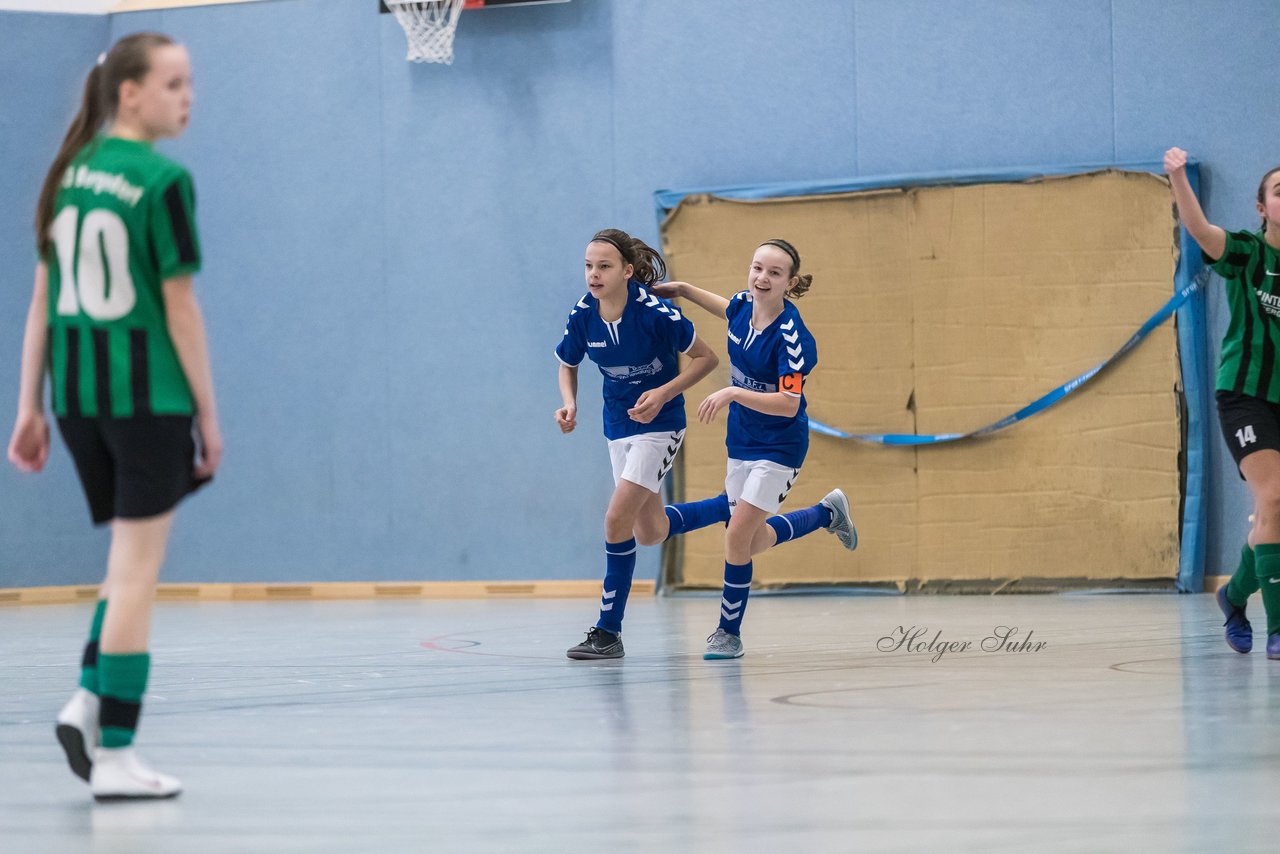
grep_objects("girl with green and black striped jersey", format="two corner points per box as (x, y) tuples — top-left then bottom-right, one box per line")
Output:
(7, 33), (220, 799)
(1166, 147), (1280, 660)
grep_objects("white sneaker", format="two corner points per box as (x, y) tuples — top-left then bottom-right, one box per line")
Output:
(90, 747), (182, 801)
(55, 688), (99, 782)
(704, 628), (745, 659)
(820, 488), (858, 551)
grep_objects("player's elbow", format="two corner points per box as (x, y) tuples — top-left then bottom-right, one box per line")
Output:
(779, 394), (801, 418)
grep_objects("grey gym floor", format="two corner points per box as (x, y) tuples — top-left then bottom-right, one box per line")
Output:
(1, 592), (1277, 853)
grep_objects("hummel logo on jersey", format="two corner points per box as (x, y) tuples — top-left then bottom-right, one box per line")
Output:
(587, 341), (608, 348)
(728, 331), (742, 345)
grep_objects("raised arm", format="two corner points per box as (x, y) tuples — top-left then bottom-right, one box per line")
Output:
(1165, 147), (1227, 261)
(651, 281), (730, 320)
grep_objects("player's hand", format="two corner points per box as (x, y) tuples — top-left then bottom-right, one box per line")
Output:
(194, 411), (223, 480)
(628, 390), (668, 424)
(697, 387), (737, 424)
(555, 404), (577, 433)
(7, 410), (49, 473)
(1164, 147), (1188, 176)
(650, 281), (685, 300)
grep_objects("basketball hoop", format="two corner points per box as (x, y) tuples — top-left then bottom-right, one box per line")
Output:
(386, 0), (467, 64)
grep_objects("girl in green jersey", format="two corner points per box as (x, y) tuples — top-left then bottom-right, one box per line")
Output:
(7, 33), (221, 799)
(1166, 146), (1280, 660)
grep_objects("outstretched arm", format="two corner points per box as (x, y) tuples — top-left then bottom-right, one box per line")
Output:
(1165, 147), (1226, 261)
(651, 281), (730, 320)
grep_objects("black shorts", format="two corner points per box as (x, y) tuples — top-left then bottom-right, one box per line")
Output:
(57, 415), (210, 525)
(1216, 390), (1280, 476)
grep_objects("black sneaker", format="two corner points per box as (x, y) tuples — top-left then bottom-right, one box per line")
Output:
(566, 627), (624, 660)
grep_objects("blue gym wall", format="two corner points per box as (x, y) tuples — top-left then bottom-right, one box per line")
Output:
(1, 0), (1276, 585)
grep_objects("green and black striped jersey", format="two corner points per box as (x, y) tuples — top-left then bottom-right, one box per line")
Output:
(1208, 230), (1280, 403)
(46, 135), (201, 418)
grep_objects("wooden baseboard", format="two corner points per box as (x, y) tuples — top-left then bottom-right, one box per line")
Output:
(0, 580), (649, 606)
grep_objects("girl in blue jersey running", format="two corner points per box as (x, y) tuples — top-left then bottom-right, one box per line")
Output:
(655, 239), (857, 660)
(555, 228), (728, 659)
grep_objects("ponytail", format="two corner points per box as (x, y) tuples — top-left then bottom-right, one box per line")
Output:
(35, 63), (106, 258)
(590, 228), (667, 287)
(33, 32), (175, 258)
(786, 273), (813, 300)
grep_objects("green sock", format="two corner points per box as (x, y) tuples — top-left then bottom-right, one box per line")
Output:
(1253, 544), (1280, 636)
(1225, 544), (1259, 608)
(98, 652), (150, 749)
(78, 599), (108, 694)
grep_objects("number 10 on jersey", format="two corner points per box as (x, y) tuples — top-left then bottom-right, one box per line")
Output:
(52, 206), (137, 322)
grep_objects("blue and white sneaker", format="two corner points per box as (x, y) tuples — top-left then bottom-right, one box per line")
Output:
(1268, 633), (1280, 661)
(704, 628), (744, 660)
(1216, 586), (1253, 654)
(820, 488), (858, 551)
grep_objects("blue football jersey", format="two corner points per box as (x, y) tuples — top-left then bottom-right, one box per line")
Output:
(556, 280), (698, 440)
(724, 291), (818, 467)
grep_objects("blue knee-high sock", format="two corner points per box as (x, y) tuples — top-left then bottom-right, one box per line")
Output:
(596, 538), (637, 634)
(718, 560), (753, 636)
(664, 494), (731, 541)
(766, 503), (832, 545)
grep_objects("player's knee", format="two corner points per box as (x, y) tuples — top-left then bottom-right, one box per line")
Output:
(604, 507), (634, 538)
(1249, 485), (1280, 532)
(633, 523), (665, 547)
(723, 527), (753, 559)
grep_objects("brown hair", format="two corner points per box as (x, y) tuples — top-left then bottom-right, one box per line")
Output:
(34, 32), (175, 257)
(1258, 166), (1280, 233)
(759, 238), (813, 299)
(589, 228), (667, 287)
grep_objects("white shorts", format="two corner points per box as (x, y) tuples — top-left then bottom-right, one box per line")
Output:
(725, 458), (800, 515)
(608, 429), (686, 494)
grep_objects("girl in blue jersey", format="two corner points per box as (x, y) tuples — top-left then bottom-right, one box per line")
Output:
(655, 239), (857, 659)
(555, 229), (727, 659)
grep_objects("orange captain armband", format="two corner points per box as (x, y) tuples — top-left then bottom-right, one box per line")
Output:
(779, 372), (804, 397)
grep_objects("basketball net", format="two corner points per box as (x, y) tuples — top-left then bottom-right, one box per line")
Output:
(387, 0), (467, 64)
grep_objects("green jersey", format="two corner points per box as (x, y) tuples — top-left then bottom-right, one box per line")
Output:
(46, 136), (201, 418)
(1209, 230), (1280, 403)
